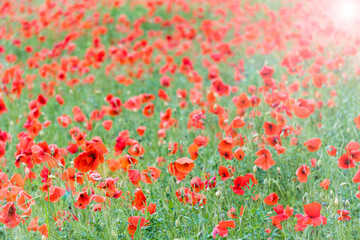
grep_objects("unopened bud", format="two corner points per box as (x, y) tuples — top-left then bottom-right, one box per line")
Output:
(253, 165), (257, 173)
(302, 193), (307, 202)
(346, 200), (350, 206)
(334, 198), (339, 206)
(216, 190), (222, 197)
(175, 218), (181, 226)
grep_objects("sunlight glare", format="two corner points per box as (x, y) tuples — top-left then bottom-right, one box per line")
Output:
(335, 0), (359, 23)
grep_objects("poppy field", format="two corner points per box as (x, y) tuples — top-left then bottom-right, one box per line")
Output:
(1, 0), (360, 239)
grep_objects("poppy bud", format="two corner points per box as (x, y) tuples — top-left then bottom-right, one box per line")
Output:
(166, 186), (170, 193)
(318, 160), (321, 166)
(302, 193), (307, 202)
(42, 236), (46, 240)
(215, 190), (222, 197)
(49, 175), (56, 179)
(253, 165), (257, 173)
(340, 182), (347, 186)
(334, 198), (339, 206)
(276, 167), (281, 173)
(264, 179), (267, 185)
(146, 189), (150, 194)
(175, 218), (181, 226)
(346, 200), (350, 206)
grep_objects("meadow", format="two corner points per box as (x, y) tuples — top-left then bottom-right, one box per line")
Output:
(1, 0), (360, 239)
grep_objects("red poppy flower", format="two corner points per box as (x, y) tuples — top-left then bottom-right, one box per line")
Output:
(141, 166), (161, 184)
(27, 217), (39, 232)
(218, 165), (234, 181)
(16, 190), (35, 211)
(74, 190), (91, 209)
(188, 143), (199, 160)
(45, 186), (66, 203)
(212, 220), (235, 239)
(296, 164), (311, 183)
(265, 135), (281, 147)
(128, 143), (145, 157)
(304, 138), (321, 152)
(231, 116), (245, 129)
(338, 153), (355, 169)
(233, 92), (250, 109)
(142, 203), (157, 215)
(234, 148), (245, 161)
(319, 179), (330, 190)
(218, 137), (234, 160)
(131, 189), (147, 210)
(74, 141), (108, 172)
(0, 202), (20, 228)
(128, 169), (141, 185)
(61, 167), (77, 188)
(190, 177), (204, 192)
(127, 216), (150, 239)
(259, 65), (274, 80)
(254, 149), (276, 171)
(175, 187), (192, 203)
(263, 122), (282, 136)
(295, 202), (327, 230)
(337, 210), (351, 221)
(293, 99), (315, 119)
(0, 185), (22, 202)
(136, 126), (146, 136)
(354, 114), (360, 129)
(193, 135), (209, 147)
(102, 120), (113, 131)
(275, 144), (286, 155)
(168, 157), (195, 181)
(231, 174), (257, 195)
(264, 192), (279, 205)
(270, 204), (292, 229)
